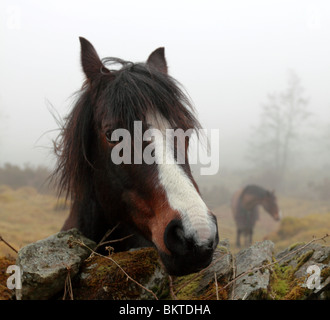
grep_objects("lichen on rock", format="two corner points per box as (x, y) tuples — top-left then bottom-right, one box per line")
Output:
(230, 240), (274, 300)
(16, 228), (96, 300)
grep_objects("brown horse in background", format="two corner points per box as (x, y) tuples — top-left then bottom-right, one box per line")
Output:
(231, 185), (281, 247)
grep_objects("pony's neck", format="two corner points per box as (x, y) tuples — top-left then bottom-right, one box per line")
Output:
(240, 185), (268, 211)
(71, 191), (111, 243)
(243, 185), (268, 198)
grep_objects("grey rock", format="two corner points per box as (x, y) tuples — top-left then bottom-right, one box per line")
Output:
(139, 265), (168, 300)
(16, 228), (96, 300)
(276, 243), (330, 268)
(12, 229), (330, 300)
(232, 240), (274, 300)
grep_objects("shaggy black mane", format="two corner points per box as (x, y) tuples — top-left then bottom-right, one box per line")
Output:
(53, 57), (201, 201)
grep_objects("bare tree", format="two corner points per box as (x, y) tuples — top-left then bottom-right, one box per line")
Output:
(247, 70), (311, 190)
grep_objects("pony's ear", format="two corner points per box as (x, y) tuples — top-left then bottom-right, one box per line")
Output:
(79, 37), (110, 80)
(147, 47), (168, 74)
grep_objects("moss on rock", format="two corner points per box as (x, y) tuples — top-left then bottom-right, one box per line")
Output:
(320, 266), (330, 280)
(288, 242), (305, 252)
(72, 248), (167, 300)
(269, 255), (317, 300)
(172, 273), (203, 300)
(269, 263), (293, 299)
(294, 250), (314, 273)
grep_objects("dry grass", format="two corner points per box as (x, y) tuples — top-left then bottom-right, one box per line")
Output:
(266, 213), (330, 252)
(1, 184), (329, 256)
(213, 196), (330, 253)
(0, 185), (68, 256)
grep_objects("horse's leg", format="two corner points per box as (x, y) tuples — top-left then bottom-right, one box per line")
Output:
(244, 230), (249, 247)
(249, 229), (253, 246)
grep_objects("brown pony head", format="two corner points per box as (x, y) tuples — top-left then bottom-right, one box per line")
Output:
(55, 38), (219, 276)
(261, 190), (281, 221)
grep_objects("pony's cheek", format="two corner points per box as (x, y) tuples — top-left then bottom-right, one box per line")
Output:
(148, 209), (181, 256)
(128, 211), (171, 255)
(121, 190), (181, 255)
(121, 192), (154, 230)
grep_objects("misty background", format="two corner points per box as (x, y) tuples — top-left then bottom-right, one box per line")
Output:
(0, 0), (329, 199)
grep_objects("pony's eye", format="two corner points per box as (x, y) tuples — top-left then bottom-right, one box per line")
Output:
(105, 130), (123, 146)
(105, 130), (113, 142)
(105, 130), (117, 145)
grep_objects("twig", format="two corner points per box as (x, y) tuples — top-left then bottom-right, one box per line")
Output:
(63, 266), (74, 300)
(230, 256), (236, 300)
(0, 234), (18, 254)
(100, 234), (134, 246)
(71, 238), (159, 300)
(168, 275), (177, 300)
(93, 223), (120, 253)
(214, 272), (219, 300)
(208, 233), (329, 300)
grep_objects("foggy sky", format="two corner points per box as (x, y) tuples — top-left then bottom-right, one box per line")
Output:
(1, 0), (330, 170)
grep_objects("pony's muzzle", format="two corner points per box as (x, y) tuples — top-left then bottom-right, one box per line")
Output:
(161, 218), (219, 276)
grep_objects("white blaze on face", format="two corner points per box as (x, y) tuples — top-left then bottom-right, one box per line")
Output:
(146, 113), (216, 245)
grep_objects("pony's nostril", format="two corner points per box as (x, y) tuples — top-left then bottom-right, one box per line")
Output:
(164, 219), (190, 255)
(201, 237), (216, 252)
(206, 239), (214, 249)
(164, 219), (218, 256)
